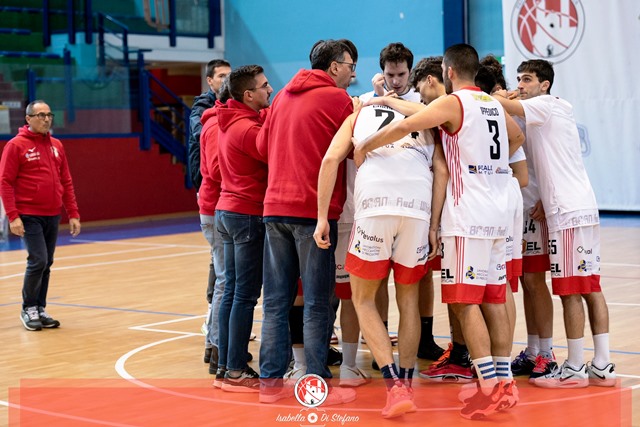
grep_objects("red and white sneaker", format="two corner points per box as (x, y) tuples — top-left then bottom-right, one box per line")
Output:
(381, 384), (416, 418)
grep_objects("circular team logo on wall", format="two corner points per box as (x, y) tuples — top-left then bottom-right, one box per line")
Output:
(511, 0), (585, 63)
(294, 374), (328, 408)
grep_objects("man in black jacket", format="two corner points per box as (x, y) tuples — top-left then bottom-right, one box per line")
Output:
(188, 59), (231, 189)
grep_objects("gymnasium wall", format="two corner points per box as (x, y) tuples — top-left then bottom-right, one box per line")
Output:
(0, 136), (197, 223)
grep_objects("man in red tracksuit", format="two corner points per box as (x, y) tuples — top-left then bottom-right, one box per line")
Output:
(0, 100), (81, 331)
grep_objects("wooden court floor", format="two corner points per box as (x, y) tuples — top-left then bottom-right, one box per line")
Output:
(0, 218), (639, 426)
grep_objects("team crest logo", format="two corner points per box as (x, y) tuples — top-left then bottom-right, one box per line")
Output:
(511, 0), (585, 63)
(294, 374), (329, 408)
(577, 259), (587, 272)
(354, 240), (361, 253)
(465, 266), (476, 280)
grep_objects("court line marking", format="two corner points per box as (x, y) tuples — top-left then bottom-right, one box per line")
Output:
(0, 250), (208, 281)
(113, 327), (640, 414)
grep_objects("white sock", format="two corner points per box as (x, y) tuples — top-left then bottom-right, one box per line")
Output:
(494, 356), (513, 380)
(473, 356), (498, 393)
(526, 335), (540, 357)
(341, 342), (358, 368)
(539, 337), (553, 358)
(567, 338), (584, 369)
(592, 333), (611, 367)
(292, 347), (306, 370)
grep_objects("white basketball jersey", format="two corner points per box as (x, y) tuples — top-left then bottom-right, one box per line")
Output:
(439, 88), (510, 239)
(353, 105), (434, 221)
(520, 95), (598, 231)
(359, 87), (421, 104)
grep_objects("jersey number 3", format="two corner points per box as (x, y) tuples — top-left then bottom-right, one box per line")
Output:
(487, 119), (501, 159)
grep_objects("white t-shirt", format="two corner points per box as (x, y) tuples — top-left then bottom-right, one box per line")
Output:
(353, 105), (434, 222)
(520, 95), (599, 231)
(439, 88), (511, 239)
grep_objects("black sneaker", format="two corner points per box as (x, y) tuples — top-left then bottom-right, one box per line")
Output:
(418, 341), (446, 361)
(208, 345), (219, 374)
(20, 306), (42, 331)
(213, 367), (227, 388)
(204, 346), (213, 364)
(327, 346), (342, 366)
(221, 366), (260, 393)
(511, 350), (536, 376)
(38, 307), (60, 328)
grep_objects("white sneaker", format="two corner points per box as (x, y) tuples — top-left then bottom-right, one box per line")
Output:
(587, 361), (616, 387)
(283, 367), (306, 385)
(531, 360), (589, 388)
(339, 366), (371, 387)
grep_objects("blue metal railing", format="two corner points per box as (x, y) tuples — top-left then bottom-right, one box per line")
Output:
(97, 13), (130, 69)
(25, 49), (75, 123)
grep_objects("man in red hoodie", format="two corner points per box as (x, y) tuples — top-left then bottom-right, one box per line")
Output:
(215, 65), (273, 393)
(0, 100), (80, 331)
(198, 81), (231, 375)
(256, 39), (357, 405)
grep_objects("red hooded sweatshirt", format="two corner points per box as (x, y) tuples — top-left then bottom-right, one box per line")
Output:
(197, 101), (224, 216)
(0, 125), (79, 221)
(256, 69), (353, 220)
(216, 99), (267, 216)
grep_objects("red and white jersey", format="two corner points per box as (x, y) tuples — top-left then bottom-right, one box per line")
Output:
(353, 105), (434, 221)
(521, 95), (598, 231)
(439, 88), (510, 239)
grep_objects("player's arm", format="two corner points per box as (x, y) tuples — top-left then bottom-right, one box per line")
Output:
(314, 113), (357, 249)
(510, 159), (528, 188)
(354, 95), (456, 167)
(363, 95), (425, 116)
(493, 90), (525, 118)
(505, 113), (525, 157)
(429, 140), (448, 260)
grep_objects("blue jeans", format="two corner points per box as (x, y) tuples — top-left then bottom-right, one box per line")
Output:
(21, 215), (60, 309)
(259, 220), (337, 378)
(200, 214), (225, 347)
(216, 210), (265, 371)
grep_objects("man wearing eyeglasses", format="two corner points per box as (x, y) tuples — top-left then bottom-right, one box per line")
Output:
(256, 39), (357, 406)
(0, 100), (80, 331)
(214, 65), (273, 392)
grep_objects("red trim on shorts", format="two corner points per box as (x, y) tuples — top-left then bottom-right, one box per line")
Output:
(442, 283), (506, 304)
(522, 254), (550, 273)
(335, 282), (352, 299)
(506, 259), (513, 281)
(427, 255), (441, 271)
(296, 278), (303, 296)
(551, 274), (601, 296)
(393, 262), (426, 285)
(512, 258), (523, 278)
(345, 253), (390, 280)
(509, 276), (519, 293)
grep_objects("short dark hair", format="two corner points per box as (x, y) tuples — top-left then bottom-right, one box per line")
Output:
(409, 56), (443, 88)
(475, 65), (498, 94)
(517, 59), (554, 93)
(309, 39), (351, 71)
(443, 44), (479, 82)
(206, 59), (231, 78)
(228, 65), (264, 102)
(26, 100), (47, 115)
(218, 78), (232, 104)
(379, 42), (414, 71)
(337, 38), (358, 62)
